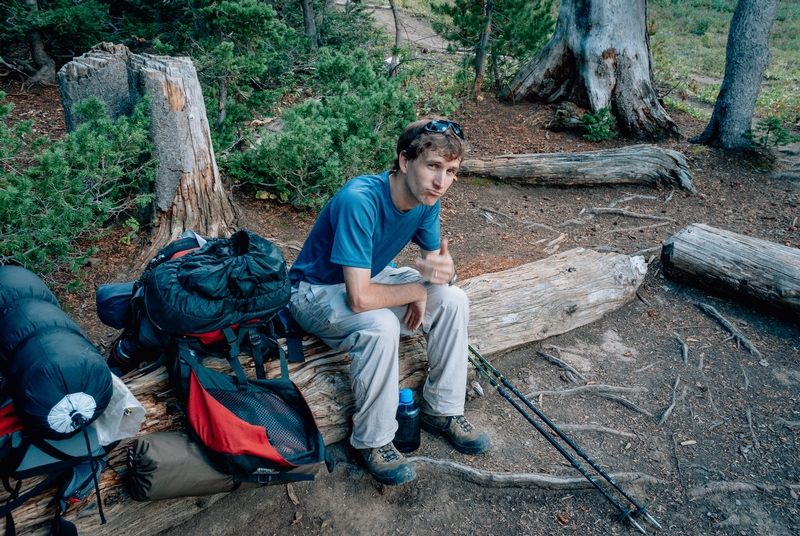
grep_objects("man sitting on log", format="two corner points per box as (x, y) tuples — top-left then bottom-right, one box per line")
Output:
(288, 118), (491, 486)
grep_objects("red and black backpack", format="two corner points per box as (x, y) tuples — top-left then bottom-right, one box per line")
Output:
(97, 229), (332, 486)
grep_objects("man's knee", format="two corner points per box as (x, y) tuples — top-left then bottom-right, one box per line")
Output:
(429, 284), (469, 313)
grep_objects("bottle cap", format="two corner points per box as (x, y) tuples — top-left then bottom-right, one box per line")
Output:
(399, 388), (413, 405)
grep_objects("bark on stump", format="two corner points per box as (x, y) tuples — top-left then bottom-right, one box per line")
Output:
(499, 0), (680, 140)
(460, 145), (695, 193)
(6, 248), (647, 535)
(57, 43), (236, 265)
(662, 223), (800, 318)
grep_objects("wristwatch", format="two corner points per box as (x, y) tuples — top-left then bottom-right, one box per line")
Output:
(448, 273), (458, 286)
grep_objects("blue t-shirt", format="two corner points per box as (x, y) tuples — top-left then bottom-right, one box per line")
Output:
(289, 171), (440, 285)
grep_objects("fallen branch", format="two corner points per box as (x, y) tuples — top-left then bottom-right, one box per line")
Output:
(408, 457), (662, 489)
(688, 481), (777, 498)
(746, 409), (760, 450)
(602, 221), (672, 236)
(598, 394), (655, 418)
(526, 385), (646, 398)
(696, 303), (761, 356)
(478, 207), (556, 232)
(536, 351), (587, 383)
(673, 333), (689, 363)
(555, 423), (637, 438)
(634, 360), (662, 373)
(589, 207), (674, 222)
(659, 376), (681, 425)
(776, 418), (800, 430)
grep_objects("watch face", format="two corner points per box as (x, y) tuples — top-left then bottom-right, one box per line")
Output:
(449, 274), (458, 286)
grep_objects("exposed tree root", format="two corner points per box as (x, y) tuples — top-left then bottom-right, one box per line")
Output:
(659, 376), (680, 425)
(526, 385), (647, 398)
(688, 481), (777, 498)
(696, 303), (761, 356)
(408, 457), (661, 489)
(599, 394), (655, 418)
(536, 350), (587, 383)
(555, 423), (637, 438)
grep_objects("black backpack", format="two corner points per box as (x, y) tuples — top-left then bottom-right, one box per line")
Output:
(103, 229), (293, 375)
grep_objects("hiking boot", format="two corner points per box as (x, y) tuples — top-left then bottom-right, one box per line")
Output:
(420, 414), (491, 454)
(360, 443), (416, 486)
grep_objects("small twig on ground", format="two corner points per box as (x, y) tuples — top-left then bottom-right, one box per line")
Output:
(746, 409), (760, 450)
(525, 384), (646, 398)
(673, 333), (689, 363)
(536, 351), (587, 383)
(478, 207), (555, 231)
(589, 207), (675, 221)
(634, 360), (662, 373)
(479, 212), (504, 227)
(659, 375), (681, 425)
(609, 193), (659, 208)
(689, 465), (726, 479)
(664, 189), (675, 204)
(602, 221), (672, 235)
(563, 370), (580, 386)
(776, 418), (800, 430)
(688, 481), (778, 498)
(696, 303), (761, 356)
(558, 214), (594, 227)
(635, 292), (651, 307)
(407, 457), (662, 488)
(554, 423), (637, 439)
(598, 393), (655, 418)
(741, 365), (749, 390)
(671, 434), (684, 487)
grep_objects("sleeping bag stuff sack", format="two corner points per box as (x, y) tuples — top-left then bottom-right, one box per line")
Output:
(0, 266), (113, 440)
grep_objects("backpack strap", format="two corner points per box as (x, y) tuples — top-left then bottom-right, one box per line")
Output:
(277, 308), (306, 363)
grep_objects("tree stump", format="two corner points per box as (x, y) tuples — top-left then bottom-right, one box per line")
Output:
(6, 248), (647, 535)
(499, 0), (680, 140)
(662, 223), (800, 317)
(57, 43), (236, 265)
(460, 145), (695, 193)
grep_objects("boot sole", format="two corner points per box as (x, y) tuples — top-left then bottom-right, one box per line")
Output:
(370, 464), (416, 486)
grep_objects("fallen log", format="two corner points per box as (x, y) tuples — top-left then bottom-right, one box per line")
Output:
(459, 144), (696, 193)
(8, 248), (646, 535)
(662, 223), (800, 319)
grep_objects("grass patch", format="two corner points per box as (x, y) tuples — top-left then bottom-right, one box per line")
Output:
(650, 0), (800, 121)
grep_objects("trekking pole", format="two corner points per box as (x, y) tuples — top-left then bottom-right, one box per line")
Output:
(466, 348), (648, 534)
(468, 346), (662, 529)
(468, 346), (662, 530)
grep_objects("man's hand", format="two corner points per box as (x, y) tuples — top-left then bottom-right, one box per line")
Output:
(403, 294), (426, 331)
(415, 238), (455, 285)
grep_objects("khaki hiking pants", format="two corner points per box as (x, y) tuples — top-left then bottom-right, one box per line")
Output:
(289, 266), (469, 450)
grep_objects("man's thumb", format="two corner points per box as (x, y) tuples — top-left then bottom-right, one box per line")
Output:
(440, 238), (449, 255)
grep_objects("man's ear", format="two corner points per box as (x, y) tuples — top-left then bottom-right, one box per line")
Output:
(398, 150), (410, 173)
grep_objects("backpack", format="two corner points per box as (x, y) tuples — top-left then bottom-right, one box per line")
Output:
(102, 229), (295, 375)
(98, 229), (333, 488)
(0, 398), (118, 535)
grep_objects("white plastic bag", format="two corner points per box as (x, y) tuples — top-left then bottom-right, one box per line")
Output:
(93, 373), (146, 445)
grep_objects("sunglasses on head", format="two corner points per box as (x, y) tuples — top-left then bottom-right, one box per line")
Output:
(422, 119), (465, 139)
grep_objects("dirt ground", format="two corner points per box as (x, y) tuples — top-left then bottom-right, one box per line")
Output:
(3, 39), (800, 536)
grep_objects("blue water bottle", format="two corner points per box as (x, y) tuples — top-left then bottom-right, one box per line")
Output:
(394, 388), (420, 453)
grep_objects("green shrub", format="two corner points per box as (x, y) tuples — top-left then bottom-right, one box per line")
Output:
(745, 116), (800, 148)
(579, 107), (618, 142)
(225, 49), (417, 209)
(0, 93), (155, 273)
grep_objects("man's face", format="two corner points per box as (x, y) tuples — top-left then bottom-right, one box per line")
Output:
(399, 149), (461, 208)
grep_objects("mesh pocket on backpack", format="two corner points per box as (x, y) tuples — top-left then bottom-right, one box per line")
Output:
(206, 388), (310, 460)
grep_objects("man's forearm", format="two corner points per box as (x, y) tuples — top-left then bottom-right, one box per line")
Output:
(347, 281), (427, 313)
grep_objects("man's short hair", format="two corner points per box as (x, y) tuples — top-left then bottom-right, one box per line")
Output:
(391, 117), (467, 172)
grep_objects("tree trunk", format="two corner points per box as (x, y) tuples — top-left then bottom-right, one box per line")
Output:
(3, 248), (646, 535)
(499, 0), (679, 141)
(690, 0), (780, 149)
(662, 223), (800, 318)
(460, 144), (696, 193)
(58, 44), (237, 266)
(217, 79), (227, 127)
(388, 0), (401, 75)
(471, 0), (492, 98)
(21, 0), (56, 91)
(301, 0), (319, 52)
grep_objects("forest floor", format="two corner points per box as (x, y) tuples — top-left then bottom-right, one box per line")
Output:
(3, 13), (800, 536)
